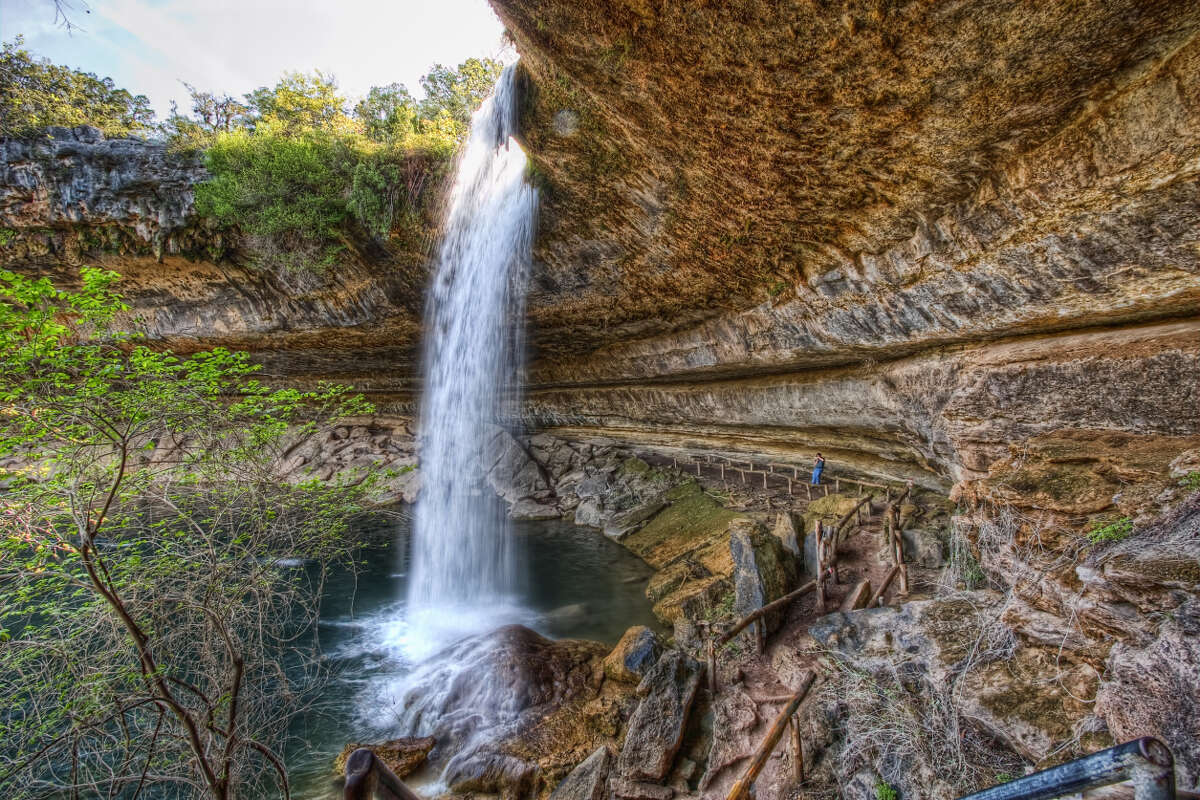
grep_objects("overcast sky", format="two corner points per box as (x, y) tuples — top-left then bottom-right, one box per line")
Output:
(3, 0), (513, 118)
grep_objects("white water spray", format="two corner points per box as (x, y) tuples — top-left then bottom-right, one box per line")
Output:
(405, 65), (537, 659)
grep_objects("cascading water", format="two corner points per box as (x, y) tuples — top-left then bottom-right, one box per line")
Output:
(404, 64), (537, 659)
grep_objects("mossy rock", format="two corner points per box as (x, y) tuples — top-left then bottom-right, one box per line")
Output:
(802, 491), (865, 533)
(623, 481), (740, 569)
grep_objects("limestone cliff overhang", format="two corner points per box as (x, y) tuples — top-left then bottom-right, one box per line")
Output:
(492, 0), (1200, 371)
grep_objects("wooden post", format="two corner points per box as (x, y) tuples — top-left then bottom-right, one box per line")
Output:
(707, 635), (718, 694)
(815, 521), (825, 613)
(720, 463), (726, 480)
(754, 618), (765, 654)
(792, 466), (799, 480)
(806, 483), (812, 501)
(696, 461), (702, 476)
(673, 458), (678, 470)
(790, 716), (804, 782)
(726, 672), (816, 800)
(826, 524), (839, 585)
(762, 471), (768, 489)
(835, 477), (840, 493)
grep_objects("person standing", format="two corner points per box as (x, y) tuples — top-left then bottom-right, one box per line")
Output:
(811, 453), (826, 485)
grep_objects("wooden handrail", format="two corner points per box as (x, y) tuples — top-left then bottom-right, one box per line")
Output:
(344, 748), (422, 800)
(715, 580), (817, 648)
(727, 671), (817, 800)
(832, 492), (874, 541)
(867, 565), (900, 607)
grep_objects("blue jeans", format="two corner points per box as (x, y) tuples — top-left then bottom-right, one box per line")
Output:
(811, 467), (823, 485)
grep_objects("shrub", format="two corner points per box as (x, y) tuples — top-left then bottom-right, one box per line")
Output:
(875, 779), (899, 800)
(1086, 517), (1133, 545)
(194, 129), (450, 271)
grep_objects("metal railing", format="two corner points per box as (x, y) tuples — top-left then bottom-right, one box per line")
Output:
(957, 738), (1176, 800)
(343, 748), (422, 800)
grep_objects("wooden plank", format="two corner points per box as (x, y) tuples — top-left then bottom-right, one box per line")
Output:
(839, 579), (872, 612)
(726, 672), (817, 800)
(867, 566), (900, 607)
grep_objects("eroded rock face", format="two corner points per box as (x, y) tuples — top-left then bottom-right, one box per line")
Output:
(1096, 598), (1200, 789)
(617, 650), (702, 783)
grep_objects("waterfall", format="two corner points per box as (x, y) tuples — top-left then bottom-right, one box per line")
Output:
(404, 64), (537, 659)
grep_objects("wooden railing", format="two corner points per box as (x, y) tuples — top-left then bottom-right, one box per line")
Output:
(726, 670), (817, 800)
(343, 748), (422, 800)
(659, 452), (904, 500)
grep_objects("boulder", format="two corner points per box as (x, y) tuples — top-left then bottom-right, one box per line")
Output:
(772, 511), (802, 560)
(603, 626), (664, 684)
(511, 498), (562, 520)
(616, 650), (702, 782)
(901, 526), (945, 568)
(730, 519), (796, 636)
(548, 746), (612, 800)
(485, 427), (551, 504)
(333, 737), (435, 778)
(391, 625), (607, 790)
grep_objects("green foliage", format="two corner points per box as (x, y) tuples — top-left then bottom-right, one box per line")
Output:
(1086, 516), (1134, 545)
(187, 61), (497, 271)
(875, 779), (898, 800)
(0, 270), (378, 797)
(994, 772), (1017, 784)
(0, 36), (155, 137)
(244, 70), (351, 135)
(419, 57), (504, 131)
(1182, 471), (1200, 490)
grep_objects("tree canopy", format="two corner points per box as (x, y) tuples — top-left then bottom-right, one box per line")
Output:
(0, 37), (154, 138)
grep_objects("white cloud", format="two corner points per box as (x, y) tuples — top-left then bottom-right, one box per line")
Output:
(5, 0), (511, 117)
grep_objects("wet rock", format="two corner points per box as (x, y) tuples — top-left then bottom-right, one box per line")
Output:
(617, 650), (702, 782)
(603, 626), (664, 684)
(392, 625), (605, 768)
(730, 519), (796, 636)
(332, 737), (435, 778)
(548, 746), (612, 800)
(445, 751), (540, 797)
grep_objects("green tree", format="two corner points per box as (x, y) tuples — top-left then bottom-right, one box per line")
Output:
(161, 83), (251, 148)
(418, 57), (504, 129)
(0, 268), (378, 798)
(0, 36), (155, 137)
(353, 82), (417, 144)
(243, 71), (353, 136)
